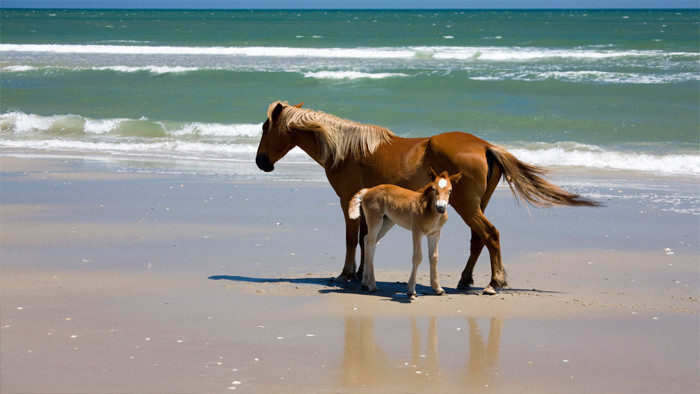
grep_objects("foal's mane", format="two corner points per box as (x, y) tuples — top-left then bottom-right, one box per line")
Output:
(268, 101), (395, 168)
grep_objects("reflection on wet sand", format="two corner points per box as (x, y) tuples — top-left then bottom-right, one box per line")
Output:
(339, 315), (503, 390)
(466, 317), (502, 390)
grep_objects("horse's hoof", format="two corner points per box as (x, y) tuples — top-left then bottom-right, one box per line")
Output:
(482, 285), (497, 295)
(408, 292), (417, 300)
(456, 280), (472, 291)
(435, 288), (445, 296)
(334, 274), (351, 283)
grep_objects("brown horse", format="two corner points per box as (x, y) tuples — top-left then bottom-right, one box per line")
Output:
(348, 169), (462, 298)
(255, 101), (598, 294)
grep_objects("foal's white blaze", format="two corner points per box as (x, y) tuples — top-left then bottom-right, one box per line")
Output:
(436, 178), (450, 210)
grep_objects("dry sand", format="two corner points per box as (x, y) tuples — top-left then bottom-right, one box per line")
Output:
(1, 156), (698, 393)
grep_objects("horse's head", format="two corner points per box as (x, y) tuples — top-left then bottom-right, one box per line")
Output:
(428, 168), (462, 214)
(255, 101), (303, 172)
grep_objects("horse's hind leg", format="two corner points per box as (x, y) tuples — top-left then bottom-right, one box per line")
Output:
(452, 200), (506, 295)
(455, 164), (500, 291)
(470, 210), (507, 294)
(457, 229), (485, 290)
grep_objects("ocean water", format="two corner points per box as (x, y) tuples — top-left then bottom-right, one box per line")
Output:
(1, 9), (698, 213)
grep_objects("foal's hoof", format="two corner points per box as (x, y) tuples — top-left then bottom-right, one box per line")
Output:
(482, 285), (497, 295)
(361, 284), (378, 293)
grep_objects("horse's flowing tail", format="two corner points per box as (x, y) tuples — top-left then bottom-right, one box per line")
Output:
(348, 189), (368, 219)
(487, 145), (600, 207)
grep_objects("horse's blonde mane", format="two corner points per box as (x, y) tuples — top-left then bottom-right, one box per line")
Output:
(268, 101), (395, 168)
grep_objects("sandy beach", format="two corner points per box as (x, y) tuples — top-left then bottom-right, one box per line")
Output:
(1, 156), (698, 393)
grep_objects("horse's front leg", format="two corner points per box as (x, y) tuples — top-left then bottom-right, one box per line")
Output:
(337, 211), (360, 282)
(427, 231), (445, 295)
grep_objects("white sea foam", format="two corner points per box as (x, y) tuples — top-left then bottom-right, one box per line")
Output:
(2, 43), (695, 62)
(508, 143), (700, 176)
(0, 112), (262, 139)
(2, 65), (37, 72)
(303, 71), (408, 80)
(2, 112), (698, 177)
(0, 138), (310, 163)
(84, 118), (128, 134)
(472, 70), (699, 84)
(92, 65), (201, 74)
(169, 122), (261, 138)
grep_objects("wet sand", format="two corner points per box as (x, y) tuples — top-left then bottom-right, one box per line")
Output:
(1, 156), (698, 393)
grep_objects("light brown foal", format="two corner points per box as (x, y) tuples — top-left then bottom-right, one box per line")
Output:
(348, 169), (462, 299)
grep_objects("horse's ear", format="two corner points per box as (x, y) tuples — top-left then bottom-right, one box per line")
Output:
(450, 172), (462, 184)
(293, 102), (303, 108)
(429, 167), (438, 180)
(271, 102), (285, 123)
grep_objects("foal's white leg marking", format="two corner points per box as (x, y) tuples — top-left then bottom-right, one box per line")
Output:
(427, 231), (444, 295)
(407, 230), (423, 299)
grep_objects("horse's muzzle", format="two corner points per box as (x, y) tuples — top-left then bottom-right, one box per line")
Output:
(255, 153), (274, 172)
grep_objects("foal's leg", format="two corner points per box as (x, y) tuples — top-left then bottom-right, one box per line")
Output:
(376, 217), (395, 242)
(362, 215), (382, 293)
(427, 231), (445, 295)
(407, 230), (423, 299)
(357, 214), (368, 281)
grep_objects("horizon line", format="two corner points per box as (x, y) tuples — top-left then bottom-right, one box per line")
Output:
(3, 7), (698, 10)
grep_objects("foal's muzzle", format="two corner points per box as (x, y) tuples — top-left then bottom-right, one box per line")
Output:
(255, 153), (274, 172)
(435, 202), (447, 214)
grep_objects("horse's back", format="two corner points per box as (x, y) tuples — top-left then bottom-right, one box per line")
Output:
(427, 132), (492, 181)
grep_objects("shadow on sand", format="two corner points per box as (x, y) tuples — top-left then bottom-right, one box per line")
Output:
(207, 274), (562, 303)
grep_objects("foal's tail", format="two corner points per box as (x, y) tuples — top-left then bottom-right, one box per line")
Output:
(487, 145), (600, 207)
(348, 189), (368, 219)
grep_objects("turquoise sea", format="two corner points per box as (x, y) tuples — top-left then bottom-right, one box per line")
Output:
(1, 9), (698, 213)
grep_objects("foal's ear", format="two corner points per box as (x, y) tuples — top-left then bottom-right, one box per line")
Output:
(293, 102), (303, 108)
(270, 102), (285, 123)
(450, 172), (463, 184)
(429, 167), (439, 180)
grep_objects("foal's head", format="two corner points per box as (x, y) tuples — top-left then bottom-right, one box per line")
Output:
(255, 101), (303, 172)
(427, 168), (462, 214)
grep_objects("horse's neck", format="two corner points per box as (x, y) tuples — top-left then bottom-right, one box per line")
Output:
(289, 127), (325, 166)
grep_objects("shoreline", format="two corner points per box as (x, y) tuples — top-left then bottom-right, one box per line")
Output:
(1, 155), (698, 393)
